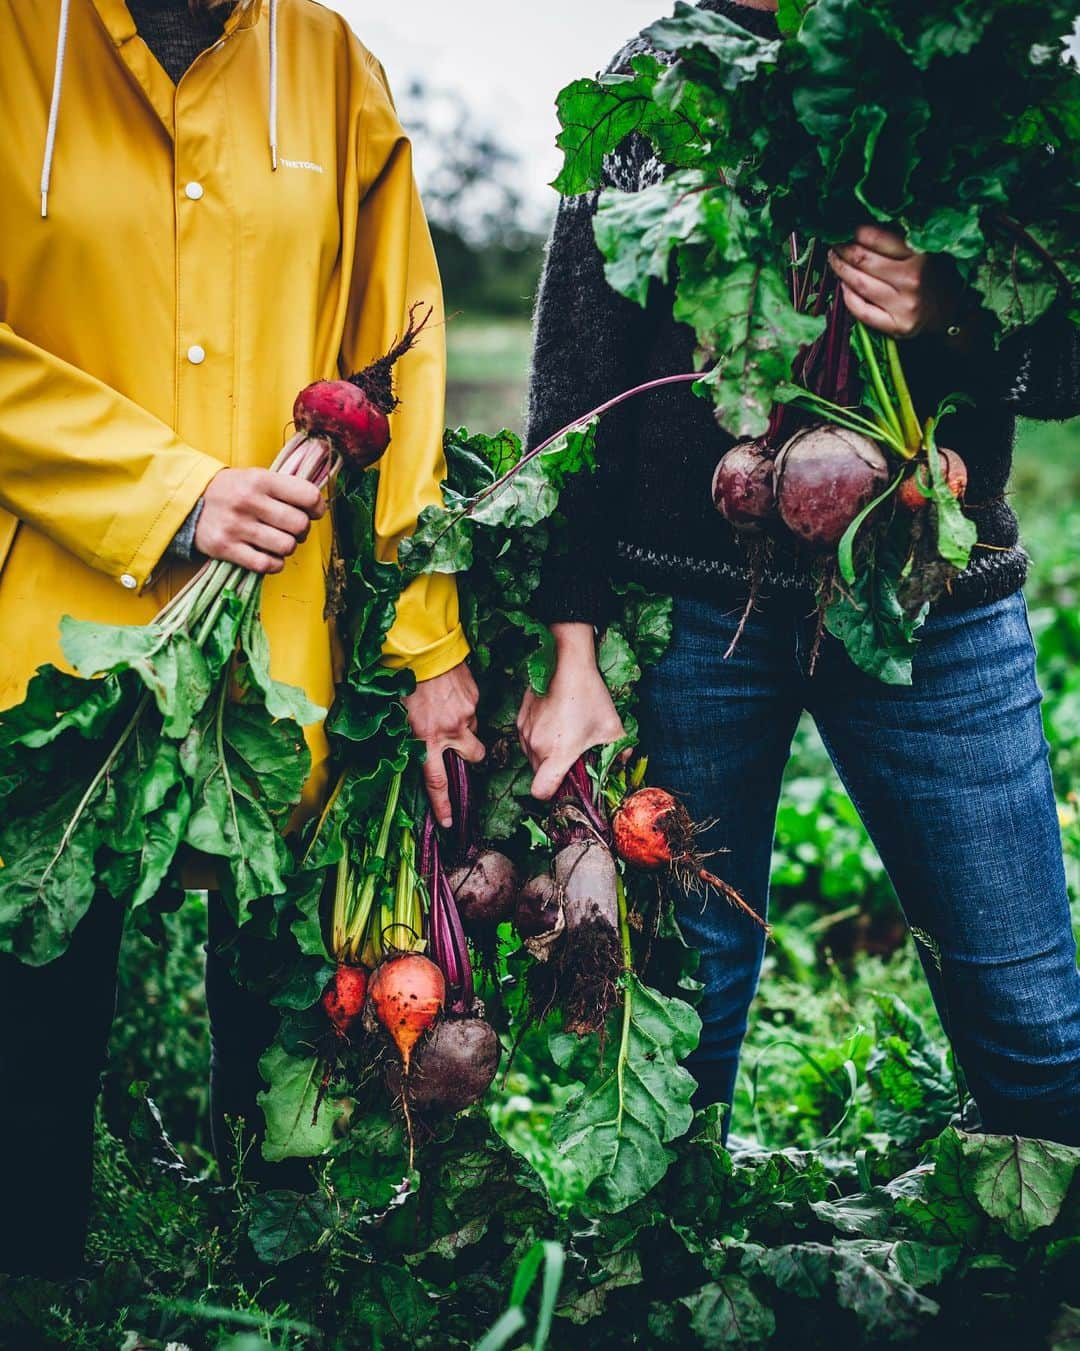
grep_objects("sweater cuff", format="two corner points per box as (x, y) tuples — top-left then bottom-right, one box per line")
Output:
(532, 565), (616, 628)
(165, 497), (206, 563)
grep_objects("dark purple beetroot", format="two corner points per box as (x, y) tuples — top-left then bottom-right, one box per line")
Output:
(448, 851), (520, 928)
(712, 438), (777, 533)
(513, 872), (562, 940)
(775, 425), (890, 547)
(386, 1017), (500, 1114)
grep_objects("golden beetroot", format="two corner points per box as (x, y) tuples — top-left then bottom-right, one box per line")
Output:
(367, 952), (445, 1073)
(897, 446), (968, 512)
(614, 788), (768, 932)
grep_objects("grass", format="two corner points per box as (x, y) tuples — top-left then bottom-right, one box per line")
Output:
(445, 317), (533, 431)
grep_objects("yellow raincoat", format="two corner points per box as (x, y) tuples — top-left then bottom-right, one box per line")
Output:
(0, 0), (469, 822)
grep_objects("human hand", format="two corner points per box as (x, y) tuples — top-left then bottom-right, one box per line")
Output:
(516, 623), (627, 801)
(194, 467), (326, 574)
(403, 661), (485, 827)
(828, 225), (963, 339)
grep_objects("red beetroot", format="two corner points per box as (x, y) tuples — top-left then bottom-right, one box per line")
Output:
(775, 425), (890, 547)
(321, 963), (369, 1039)
(897, 446), (968, 512)
(712, 438), (777, 533)
(448, 851), (520, 929)
(293, 381), (390, 468)
(293, 303), (433, 469)
(367, 952), (445, 1073)
(613, 787), (768, 932)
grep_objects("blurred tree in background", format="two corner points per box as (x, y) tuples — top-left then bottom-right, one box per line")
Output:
(400, 80), (547, 322)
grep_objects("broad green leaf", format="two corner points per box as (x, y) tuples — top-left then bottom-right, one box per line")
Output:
(617, 587), (673, 668)
(416, 1114), (552, 1267)
(741, 1241), (834, 1299)
(0, 779), (101, 966)
(811, 1189), (895, 1239)
(887, 1241), (963, 1289)
(926, 441), (978, 571)
(976, 232), (1064, 335)
(895, 1128), (984, 1244)
(270, 957), (335, 1012)
(0, 666), (127, 758)
(97, 735), (191, 909)
(481, 763), (533, 841)
(793, 0), (905, 151)
(505, 612), (557, 695)
(225, 702), (311, 813)
(595, 173), (707, 307)
(257, 1045), (348, 1161)
(960, 1132), (1079, 1240)
(647, 4), (781, 90)
(180, 699), (300, 913)
(330, 1110), (413, 1211)
(678, 1277), (776, 1348)
(598, 626), (642, 705)
(551, 974), (700, 1212)
(554, 55), (703, 196)
(825, 565), (927, 686)
(833, 1243), (940, 1338)
(60, 618), (210, 740)
(247, 1190), (334, 1263)
(347, 1264), (438, 1340)
(288, 868), (330, 958)
(556, 1247), (639, 1325)
(676, 255), (825, 439)
(907, 205), (987, 259)
(866, 993), (956, 1148)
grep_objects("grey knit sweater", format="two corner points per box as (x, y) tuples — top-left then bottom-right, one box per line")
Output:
(526, 0), (1080, 627)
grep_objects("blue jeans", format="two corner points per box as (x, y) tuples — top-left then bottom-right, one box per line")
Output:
(638, 589), (1080, 1145)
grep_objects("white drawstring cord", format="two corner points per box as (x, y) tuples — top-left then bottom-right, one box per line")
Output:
(41, 0), (279, 209)
(268, 0), (279, 170)
(40, 0), (72, 218)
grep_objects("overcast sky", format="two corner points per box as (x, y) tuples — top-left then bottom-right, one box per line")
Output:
(324, 1), (669, 219)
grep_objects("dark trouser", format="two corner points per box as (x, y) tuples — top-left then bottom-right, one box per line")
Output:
(0, 891), (287, 1277)
(638, 590), (1080, 1146)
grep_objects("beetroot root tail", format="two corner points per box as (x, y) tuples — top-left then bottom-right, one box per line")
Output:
(697, 868), (770, 933)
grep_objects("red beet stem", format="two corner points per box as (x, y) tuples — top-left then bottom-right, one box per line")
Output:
(421, 811), (474, 1015)
(553, 754), (611, 848)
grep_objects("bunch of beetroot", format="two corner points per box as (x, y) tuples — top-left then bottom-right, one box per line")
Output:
(509, 758), (765, 1039)
(316, 760), (503, 1147)
(711, 275), (970, 663)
